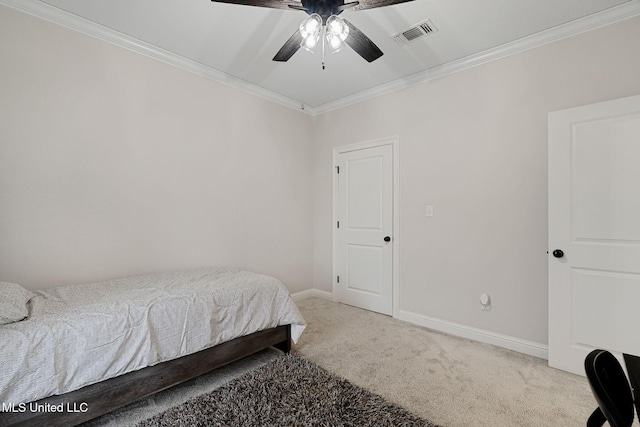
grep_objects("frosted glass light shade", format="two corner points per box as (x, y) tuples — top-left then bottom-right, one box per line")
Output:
(299, 14), (322, 52)
(325, 15), (349, 53)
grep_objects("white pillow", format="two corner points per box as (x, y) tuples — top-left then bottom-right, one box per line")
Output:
(0, 281), (34, 325)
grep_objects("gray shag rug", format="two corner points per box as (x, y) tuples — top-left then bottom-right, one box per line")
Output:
(136, 354), (436, 427)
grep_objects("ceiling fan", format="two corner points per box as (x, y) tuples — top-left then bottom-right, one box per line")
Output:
(210, 0), (416, 67)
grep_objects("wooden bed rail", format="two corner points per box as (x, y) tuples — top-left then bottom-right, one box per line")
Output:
(0, 324), (291, 427)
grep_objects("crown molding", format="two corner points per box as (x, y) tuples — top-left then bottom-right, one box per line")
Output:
(0, 0), (309, 114)
(2, 0), (639, 117)
(312, 0), (640, 115)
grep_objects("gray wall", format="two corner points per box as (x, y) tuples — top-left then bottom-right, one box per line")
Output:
(0, 6), (314, 292)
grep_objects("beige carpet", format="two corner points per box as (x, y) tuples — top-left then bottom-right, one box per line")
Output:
(85, 297), (602, 426)
(295, 298), (599, 427)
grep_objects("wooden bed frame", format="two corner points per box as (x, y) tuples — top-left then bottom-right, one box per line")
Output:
(0, 324), (291, 427)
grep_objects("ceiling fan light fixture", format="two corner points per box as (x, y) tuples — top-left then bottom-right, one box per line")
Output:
(326, 15), (349, 40)
(299, 13), (322, 52)
(325, 15), (349, 53)
(302, 33), (319, 51)
(299, 13), (321, 38)
(326, 33), (344, 52)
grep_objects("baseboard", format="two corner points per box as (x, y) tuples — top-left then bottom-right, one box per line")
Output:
(396, 309), (549, 360)
(290, 288), (334, 302)
(290, 290), (549, 359)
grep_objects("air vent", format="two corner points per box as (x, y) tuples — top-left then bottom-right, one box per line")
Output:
(392, 19), (438, 46)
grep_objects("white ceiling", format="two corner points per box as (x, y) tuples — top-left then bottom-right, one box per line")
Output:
(6, 0), (640, 112)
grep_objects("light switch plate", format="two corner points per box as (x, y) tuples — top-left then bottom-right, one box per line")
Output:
(425, 205), (433, 217)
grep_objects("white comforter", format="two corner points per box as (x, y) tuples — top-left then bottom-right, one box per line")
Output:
(0, 267), (306, 404)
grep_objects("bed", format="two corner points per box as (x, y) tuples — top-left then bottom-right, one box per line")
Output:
(0, 267), (306, 426)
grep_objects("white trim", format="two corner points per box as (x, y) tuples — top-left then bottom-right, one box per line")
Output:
(2, 0), (639, 116)
(290, 289), (549, 359)
(290, 288), (334, 302)
(0, 0), (306, 114)
(396, 309), (549, 360)
(392, 140), (400, 318)
(334, 137), (399, 154)
(333, 136), (400, 317)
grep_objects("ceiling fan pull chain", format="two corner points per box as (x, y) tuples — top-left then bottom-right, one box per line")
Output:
(322, 26), (326, 70)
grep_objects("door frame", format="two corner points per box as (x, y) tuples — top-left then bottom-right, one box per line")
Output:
(332, 136), (400, 317)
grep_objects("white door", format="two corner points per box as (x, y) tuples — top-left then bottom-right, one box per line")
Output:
(334, 143), (394, 315)
(549, 94), (640, 375)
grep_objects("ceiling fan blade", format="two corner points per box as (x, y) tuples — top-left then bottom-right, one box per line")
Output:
(273, 29), (304, 62)
(335, 1), (360, 12)
(343, 20), (383, 63)
(210, 0), (302, 11)
(351, 0), (416, 11)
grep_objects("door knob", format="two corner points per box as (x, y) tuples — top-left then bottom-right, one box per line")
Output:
(552, 249), (564, 258)
(384, 236), (391, 242)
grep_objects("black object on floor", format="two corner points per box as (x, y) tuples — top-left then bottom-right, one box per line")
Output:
(585, 349), (635, 427)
